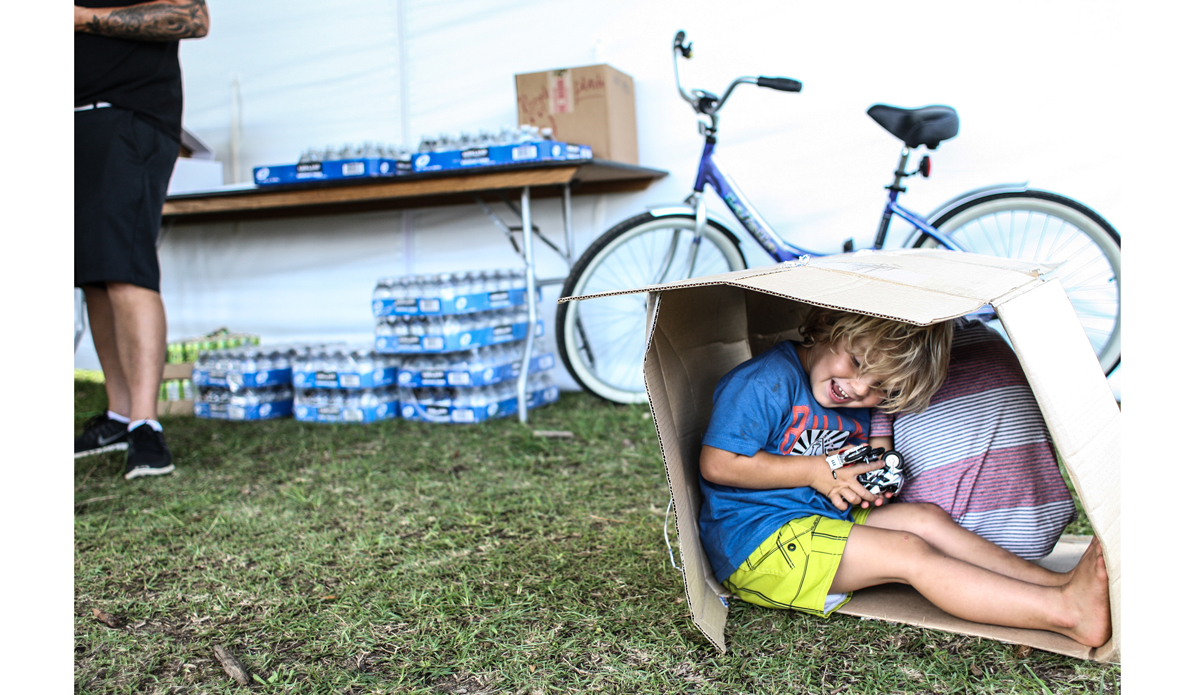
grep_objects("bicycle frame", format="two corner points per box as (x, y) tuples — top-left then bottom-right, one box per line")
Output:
(686, 138), (964, 263)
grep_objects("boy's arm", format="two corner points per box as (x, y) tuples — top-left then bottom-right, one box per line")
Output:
(869, 436), (894, 450)
(700, 445), (885, 511)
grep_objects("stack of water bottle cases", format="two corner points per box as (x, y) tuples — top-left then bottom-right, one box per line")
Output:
(190, 269), (557, 424)
(192, 344), (296, 421)
(373, 269), (558, 423)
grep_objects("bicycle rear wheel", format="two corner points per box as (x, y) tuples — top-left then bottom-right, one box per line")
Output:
(557, 213), (747, 404)
(914, 190), (1120, 374)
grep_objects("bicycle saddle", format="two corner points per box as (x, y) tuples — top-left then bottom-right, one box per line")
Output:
(867, 104), (959, 150)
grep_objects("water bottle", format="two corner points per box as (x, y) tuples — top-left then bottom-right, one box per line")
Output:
(434, 272), (453, 302)
(373, 278), (391, 302)
(335, 347), (353, 373)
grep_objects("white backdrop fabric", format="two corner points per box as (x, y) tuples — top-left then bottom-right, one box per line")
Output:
(75, 0), (1130, 394)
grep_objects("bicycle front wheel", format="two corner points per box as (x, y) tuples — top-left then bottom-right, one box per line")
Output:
(914, 190), (1120, 374)
(557, 213), (747, 404)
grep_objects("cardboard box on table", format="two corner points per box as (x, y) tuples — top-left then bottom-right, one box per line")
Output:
(561, 249), (1120, 662)
(515, 64), (638, 164)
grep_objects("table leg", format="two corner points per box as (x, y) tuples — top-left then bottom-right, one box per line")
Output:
(562, 183), (574, 268)
(517, 186), (536, 424)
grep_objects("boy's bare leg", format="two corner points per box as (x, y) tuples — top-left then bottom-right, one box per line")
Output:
(863, 502), (1071, 586)
(830, 524), (1111, 647)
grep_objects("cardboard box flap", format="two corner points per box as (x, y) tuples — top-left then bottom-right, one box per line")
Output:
(994, 279), (1120, 661)
(562, 250), (1057, 326)
(635, 252), (1118, 661)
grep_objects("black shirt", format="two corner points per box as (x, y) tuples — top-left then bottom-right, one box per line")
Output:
(75, 0), (183, 142)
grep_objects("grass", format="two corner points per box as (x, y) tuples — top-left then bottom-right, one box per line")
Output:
(75, 380), (1120, 694)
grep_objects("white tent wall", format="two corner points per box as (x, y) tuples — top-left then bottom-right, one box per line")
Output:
(74, 0), (1128, 396)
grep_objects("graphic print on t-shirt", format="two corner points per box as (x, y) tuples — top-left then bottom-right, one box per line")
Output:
(791, 429), (851, 456)
(777, 405), (864, 456)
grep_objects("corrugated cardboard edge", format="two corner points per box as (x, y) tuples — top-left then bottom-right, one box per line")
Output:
(644, 289), (731, 653)
(558, 265), (794, 304)
(558, 249), (1056, 306)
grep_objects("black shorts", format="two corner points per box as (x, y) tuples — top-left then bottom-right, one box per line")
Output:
(75, 107), (178, 292)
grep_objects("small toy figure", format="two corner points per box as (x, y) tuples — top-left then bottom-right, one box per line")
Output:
(825, 444), (905, 495)
(857, 449), (905, 495)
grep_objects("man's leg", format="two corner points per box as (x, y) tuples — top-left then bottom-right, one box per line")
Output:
(82, 284), (131, 417)
(863, 502), (1071, 586)
(830, 523), (1111, 647)
(105, 282), (167, 422)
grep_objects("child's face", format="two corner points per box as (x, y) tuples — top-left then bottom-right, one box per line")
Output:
(803, 339), (886, 409)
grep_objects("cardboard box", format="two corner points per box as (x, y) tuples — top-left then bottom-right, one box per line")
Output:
(560, 249), (1120, 662)
(515, 64), (638, 164)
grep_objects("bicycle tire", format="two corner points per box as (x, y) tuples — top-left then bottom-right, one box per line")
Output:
(913, 190), (1120, 374)
(557, 213), (747, 404)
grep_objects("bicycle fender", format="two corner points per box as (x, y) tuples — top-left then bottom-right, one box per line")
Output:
(646, 205), (740, 232)
(923, 182), (1030, 223)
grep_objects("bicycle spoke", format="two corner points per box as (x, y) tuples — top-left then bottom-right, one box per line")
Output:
(561, 214), (747, 402)
(924, 193), (1120, 375)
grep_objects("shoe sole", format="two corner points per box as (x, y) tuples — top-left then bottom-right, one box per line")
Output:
(124, 464), (176, 480)
(75, 442), (129, 459)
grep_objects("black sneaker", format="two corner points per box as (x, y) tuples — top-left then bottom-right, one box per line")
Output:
(75, 414), (130, 458)
(124, 424), (175, 480)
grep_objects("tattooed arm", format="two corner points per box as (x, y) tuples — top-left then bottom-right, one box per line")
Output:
(75, 0), (209, 41)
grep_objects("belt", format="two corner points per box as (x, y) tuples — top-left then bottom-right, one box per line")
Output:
(74, 102), (112, 112)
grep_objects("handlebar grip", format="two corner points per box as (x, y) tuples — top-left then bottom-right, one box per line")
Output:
(757, 76), (802, 93)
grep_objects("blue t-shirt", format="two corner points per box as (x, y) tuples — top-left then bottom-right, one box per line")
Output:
(699, 340), (871, 583)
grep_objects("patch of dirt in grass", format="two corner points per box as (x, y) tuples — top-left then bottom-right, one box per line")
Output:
(429, 673), (500, 694)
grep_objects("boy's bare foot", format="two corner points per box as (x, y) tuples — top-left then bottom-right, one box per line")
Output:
(1059, 537), (1112, 648)
(1051, 536), (1099, 586)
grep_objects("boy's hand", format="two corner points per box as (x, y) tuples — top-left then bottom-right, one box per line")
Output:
(813, 458), (885, 511)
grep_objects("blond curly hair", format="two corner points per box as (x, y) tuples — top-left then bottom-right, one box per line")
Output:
(797, 307), (954, 414)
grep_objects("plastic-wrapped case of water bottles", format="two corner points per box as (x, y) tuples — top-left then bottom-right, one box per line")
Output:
(293, 387), (402, 424)
(192, 345), (297, 420)
(397, 340), (555, 388)
(193, 346), (296, 389)
(252, 142), (414, 187)
(373, 270), (543, 354)
(372, 270), (533, 317)
(194, 385), (295, 421)
(399, 373), (559, 424)
(291, 345), (400, 389)
(410, 126), (592, 173)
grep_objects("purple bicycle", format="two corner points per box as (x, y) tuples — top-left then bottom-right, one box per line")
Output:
(557, 30), (1120, 404)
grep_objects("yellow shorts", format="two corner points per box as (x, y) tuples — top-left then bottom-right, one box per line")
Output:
(724, 506), (872, 617)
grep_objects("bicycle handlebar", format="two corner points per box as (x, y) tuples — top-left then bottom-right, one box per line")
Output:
(672, 30), (801, 117)
(756, 76), (802, 93)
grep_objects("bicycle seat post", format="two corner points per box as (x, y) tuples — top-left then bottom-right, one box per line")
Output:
(870, 147), (912, 250)
(887, 148), (912, 194)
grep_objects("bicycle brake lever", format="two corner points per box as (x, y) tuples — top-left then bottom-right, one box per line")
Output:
(674, 30), (693, 58)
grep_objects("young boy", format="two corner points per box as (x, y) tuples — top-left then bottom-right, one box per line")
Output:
(698, 307), (1111, 648)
